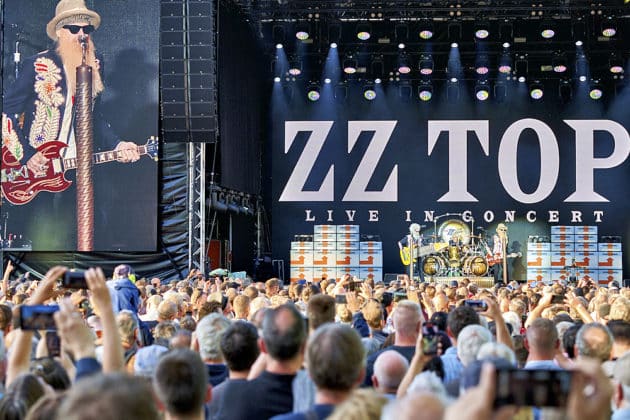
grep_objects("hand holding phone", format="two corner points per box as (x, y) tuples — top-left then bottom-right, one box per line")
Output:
(62, 270), (88, 289)
(421, 322), (439, 355)
(19, 304), (60, 330)
(494, 368), (572, 408)
(464, 299), (488, 312)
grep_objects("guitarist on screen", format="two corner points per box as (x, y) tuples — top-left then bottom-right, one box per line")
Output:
(1, 0), (155, 249)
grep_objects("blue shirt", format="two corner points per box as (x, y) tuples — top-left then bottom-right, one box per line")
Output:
(441, 346), (463, 384)
(523, 360), (563, 370)
(271, 404), (335, 420)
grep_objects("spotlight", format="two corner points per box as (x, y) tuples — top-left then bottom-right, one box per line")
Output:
(363, 84), (377, 101)
(356, 24), (371, 41)
(530, 81), (543, 100)
(295, 23), (310, 40)
(418, 21), (434, 40)
(540, 20), (556, 39)
(307, 83), (320, 101)
(475, 55), (490, 75)
(398, 54), (411, 74)
(276, 43), (283, 49)
(375, 78), (382, 84)
(324, 78), (332, 84)
(451, 42), (458, 48)
(502, 42), (510, 49)
(418, 82), (433, 101)
(273, 76), (281, 83)
(398, 43), (406, 50)
(575, 40), (583, 47)
(475, 82), (490, 101)
(601, 17), (617, 37)
(343, 56), (358, 74)
(589, 81), (603, 100)
(419, 55), (434, 75)
(579, 75), (587, 82)
(552, 53), (567, 73)
(474, 23), (490, 40)
(330, 42), (338, 49)
(610, 58), (624, 74)
(288, 58), (302, 76)
(518, 76), (526, 83)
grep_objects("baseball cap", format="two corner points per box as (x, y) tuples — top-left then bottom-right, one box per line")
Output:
(133, 344), (168, 377)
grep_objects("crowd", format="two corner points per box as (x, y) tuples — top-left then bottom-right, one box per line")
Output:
(0, 259), (628, 420)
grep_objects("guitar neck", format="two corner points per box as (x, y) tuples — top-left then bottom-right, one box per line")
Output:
(63, 146), (147, 170)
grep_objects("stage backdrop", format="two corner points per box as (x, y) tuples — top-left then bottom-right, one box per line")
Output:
(1, 0), (159, 251)
(271, 81), (630, 282)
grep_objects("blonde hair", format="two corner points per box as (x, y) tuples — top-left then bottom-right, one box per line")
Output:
(328, 389), (388, 420)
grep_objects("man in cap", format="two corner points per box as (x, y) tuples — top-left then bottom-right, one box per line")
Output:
(107, 264), (140, 314)
(1, 0), (142, 249)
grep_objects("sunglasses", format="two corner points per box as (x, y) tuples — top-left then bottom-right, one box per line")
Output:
(63, 24), (95, 35)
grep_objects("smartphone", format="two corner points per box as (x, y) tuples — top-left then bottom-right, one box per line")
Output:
(62, 270), (88, 289)
(464, 299), (488, 312)
(45, 331), (61, 357)
(421, 322), (439, 355)
(19, 305), (60, 331)
(335, 294), (347, 304)
(494, 368), (572, 408)
(551, 295), (565, 305)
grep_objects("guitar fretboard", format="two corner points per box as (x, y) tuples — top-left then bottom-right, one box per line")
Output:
(63, 146), (148, 170)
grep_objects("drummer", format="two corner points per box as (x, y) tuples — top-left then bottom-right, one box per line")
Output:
(398, 223), (425, 283)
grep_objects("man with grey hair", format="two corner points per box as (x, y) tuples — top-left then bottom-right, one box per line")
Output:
(456, 325), (494, 368)
(372, 350), (410, 398)
(272, 323), (366, 420)
(612, 352), (630, 419)
(575, 322), (613, 363)
(363, 300), (423, 386)
(194, 312), (231, 386)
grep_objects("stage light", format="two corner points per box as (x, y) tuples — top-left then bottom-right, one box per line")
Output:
(502, 42), (510, 49)
(295, 23), (310, 40)
(419, 55), (434, 75)
(273, 76), (281, 83)
(498, 50), (512, 74)
(474, 24), (489, 40)
(288, 58), (302, 76)
(552, 53), (567, 73)
(343, 56), (357, 74)
(418, 21), (434, 40)
(475, 55), (490, 75)
(356, 24), (371, 41)
(589, 81), (603, 100)
(398, 43), (406, 50)
(518, 76), (526, 83)
(375, 78), (382, 84)
(276, 43), (283, 49)
(307, 83), (320, 101)
(601, 17), (617, 37)
(579, 75), (587, 82)
(530, 82), (543, 100)
(324, 78), (331, 84)
(363, 84), (377, 101)
(575, 40), (583, 46)
(330, 42), (338, 49)
(610, 58), (624, 74)
(475, 82), (490, 101)
(418, 83), (433, 102)
(451, 42), (458, 48)
(540, 20), (556, 39)
(398, 54), (411, 74)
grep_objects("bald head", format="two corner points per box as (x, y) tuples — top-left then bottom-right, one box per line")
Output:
(372, 350), (410, 394)
(576, 323), (613, 363)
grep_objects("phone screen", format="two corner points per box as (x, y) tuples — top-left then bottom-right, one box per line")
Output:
(494, 368), (572, 408)
(46, 331), (61, 357)
(20, 305), (60, 331)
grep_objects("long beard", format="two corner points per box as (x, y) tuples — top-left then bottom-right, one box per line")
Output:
(56, 38), (104, 97)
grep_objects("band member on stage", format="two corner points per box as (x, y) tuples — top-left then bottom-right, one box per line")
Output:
(490, 223), (509, 284)
(398, 223), (424, 282)
(1, 0), (143, 249)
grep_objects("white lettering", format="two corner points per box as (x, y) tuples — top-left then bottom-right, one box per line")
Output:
(526, 211), (537, 222)
(498, 119), (560, 203)
(405, 210), (412, 222)
(564, 120), (630, 202)
(368, 210), (379, 221)
(345, 210), (356, 222)
(327, 210), (334, 222)
(305, 210), (315, 221)
(483, 210), (494, 222)
(548, 211), (560, 222)
(280, 121), (335, 202)
(343, 121), (398, 201)
(462, 210), (473, 222)
(504, 211), (515, 222)
(594, 211), (604, 222)
(428, 120), (489, 202)
(571, 211), (583, 223)
(423, 211), (434, 222)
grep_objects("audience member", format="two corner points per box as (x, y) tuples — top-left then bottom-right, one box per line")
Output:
(194, 313), (231, 386)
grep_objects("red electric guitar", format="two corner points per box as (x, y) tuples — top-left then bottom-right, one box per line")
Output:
(486, 252), (522, 266)
(1, 137), (158, 205)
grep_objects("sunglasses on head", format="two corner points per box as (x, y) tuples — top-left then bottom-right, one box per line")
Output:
(63, 24), (95, 35)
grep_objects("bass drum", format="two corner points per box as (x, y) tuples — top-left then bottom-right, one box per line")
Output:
(423, 255), (446, 276)
(462, 255), (488, 277)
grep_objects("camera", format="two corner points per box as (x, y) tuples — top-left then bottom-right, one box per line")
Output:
(19, 305), (60, 331)
(335, 294), (347, 304)
(464, 299), (488, 312)
(494, 368), (572, 408)
(421, 322), (439, 355)
(551, 294), (565, 305)
(62, 270), (88, 289)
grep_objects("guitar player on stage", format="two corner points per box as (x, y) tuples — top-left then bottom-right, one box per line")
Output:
(489, 223), (509, 285)
(398, 222), (425, 283)
(1, 0), (144, 249)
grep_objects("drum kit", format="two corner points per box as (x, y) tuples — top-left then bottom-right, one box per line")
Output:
(421, 213), (491, 278)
